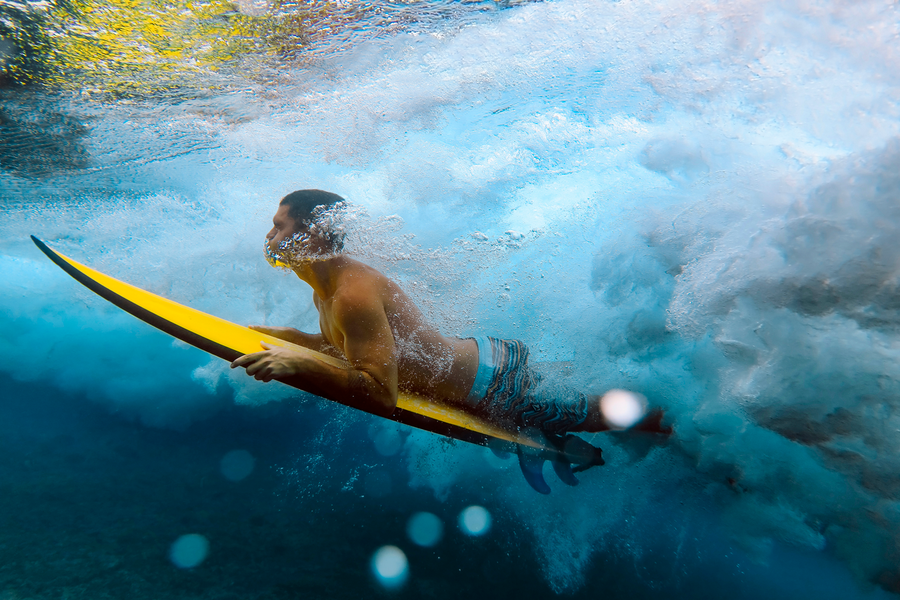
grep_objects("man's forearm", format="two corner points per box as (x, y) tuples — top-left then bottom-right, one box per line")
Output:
(293, 331), (341, 356)
(269, 328), (343, 358)
(280, 356), (396, 417)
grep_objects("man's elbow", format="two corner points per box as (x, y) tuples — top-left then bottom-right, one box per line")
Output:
(372, 401), (396, 418)
(348, 371), (397, 417)
(371, 387), (397, 418)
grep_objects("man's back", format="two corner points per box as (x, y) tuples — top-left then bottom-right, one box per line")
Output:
(313, 257), (479, 406)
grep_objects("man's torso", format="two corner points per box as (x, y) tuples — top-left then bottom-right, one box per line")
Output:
(310, 259), (479, 405)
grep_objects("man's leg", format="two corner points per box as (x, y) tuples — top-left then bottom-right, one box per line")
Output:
(573, 394), (671, 435)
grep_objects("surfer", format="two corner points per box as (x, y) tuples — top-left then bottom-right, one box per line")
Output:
(231, 190), (669, 491)
(232, 189), (653, 428)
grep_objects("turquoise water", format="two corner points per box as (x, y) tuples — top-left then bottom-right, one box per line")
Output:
(2, 0), (900, 597)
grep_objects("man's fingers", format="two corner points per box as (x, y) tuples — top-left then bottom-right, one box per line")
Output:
(230, 354), (252, 369)
(231, 346), (294, 382)
(231, 352), (279, 382)
(254, 366), (273, 382)
(231, 350), (266, 369)
(245, 360), (263, 376)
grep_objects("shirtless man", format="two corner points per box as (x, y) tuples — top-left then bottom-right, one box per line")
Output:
(231, 190), (666, 490)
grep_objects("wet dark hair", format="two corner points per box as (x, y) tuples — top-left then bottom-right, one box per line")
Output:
(279, 189), (346, 253)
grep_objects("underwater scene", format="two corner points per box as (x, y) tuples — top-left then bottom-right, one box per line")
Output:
(2, 0), (900, 597)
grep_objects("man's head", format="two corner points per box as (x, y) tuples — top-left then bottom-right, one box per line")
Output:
(265, 189), (347, 266)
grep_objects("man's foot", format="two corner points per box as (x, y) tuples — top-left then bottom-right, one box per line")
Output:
(631, 408), (672, 436)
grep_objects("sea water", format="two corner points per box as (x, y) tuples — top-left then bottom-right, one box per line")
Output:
(1, 0), (900, 597)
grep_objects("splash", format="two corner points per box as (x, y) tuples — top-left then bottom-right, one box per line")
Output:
(263, 202), (347, 268)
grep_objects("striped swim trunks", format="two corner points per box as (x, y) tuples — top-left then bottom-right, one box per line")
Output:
(465, 337), (589, 435)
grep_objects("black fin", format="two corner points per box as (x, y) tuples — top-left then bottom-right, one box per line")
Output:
(491, 447), (512, 460)
(513, 435), (606, 494)
(516, 446), (551, 494)
(551, 458), (579, 486)
(487, 438), (513, 460)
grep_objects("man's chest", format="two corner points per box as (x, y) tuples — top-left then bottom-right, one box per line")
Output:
(315, 299), (345, 350)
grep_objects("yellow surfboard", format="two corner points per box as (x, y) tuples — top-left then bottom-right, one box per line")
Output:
(32, 236), (549, 452)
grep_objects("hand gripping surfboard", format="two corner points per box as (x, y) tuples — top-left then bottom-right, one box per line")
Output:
(32, 236), (604, 493)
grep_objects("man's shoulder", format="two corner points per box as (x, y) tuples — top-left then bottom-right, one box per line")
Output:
(335, 258), (392, 293)
(328, 283), (390, 333)
(332, 266), (389, 310)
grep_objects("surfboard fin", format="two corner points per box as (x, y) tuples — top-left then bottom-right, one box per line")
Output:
(491, 447), (513, 460)
(516, 444), (552, 495)
(515, 434), (605, 494)
(551, 457), (580, 487)
(487, 438), (513, 460)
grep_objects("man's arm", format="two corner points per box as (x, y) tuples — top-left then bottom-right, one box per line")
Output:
(248, 325), (343, 358)
(232, 291), (398, 417)
(330, 290), (398, 414)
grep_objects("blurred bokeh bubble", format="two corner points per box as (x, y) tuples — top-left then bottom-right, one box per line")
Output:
(220, 449), (256, 482)
(406, 512), (444, 547)
(371, 545), (408, 589)
(459, 506), (491, 536)
(600, 389), (646, 429)
(169, 533), (209, 569)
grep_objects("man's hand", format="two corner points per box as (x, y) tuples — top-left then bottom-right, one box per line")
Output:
(230, 342), (305, 382)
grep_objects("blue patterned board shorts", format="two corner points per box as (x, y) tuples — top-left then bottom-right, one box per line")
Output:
(465, 337), (589, 435)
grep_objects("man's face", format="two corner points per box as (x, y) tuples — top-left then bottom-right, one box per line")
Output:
(265, 203), (333, 267)
(266, 204), (300, 255)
